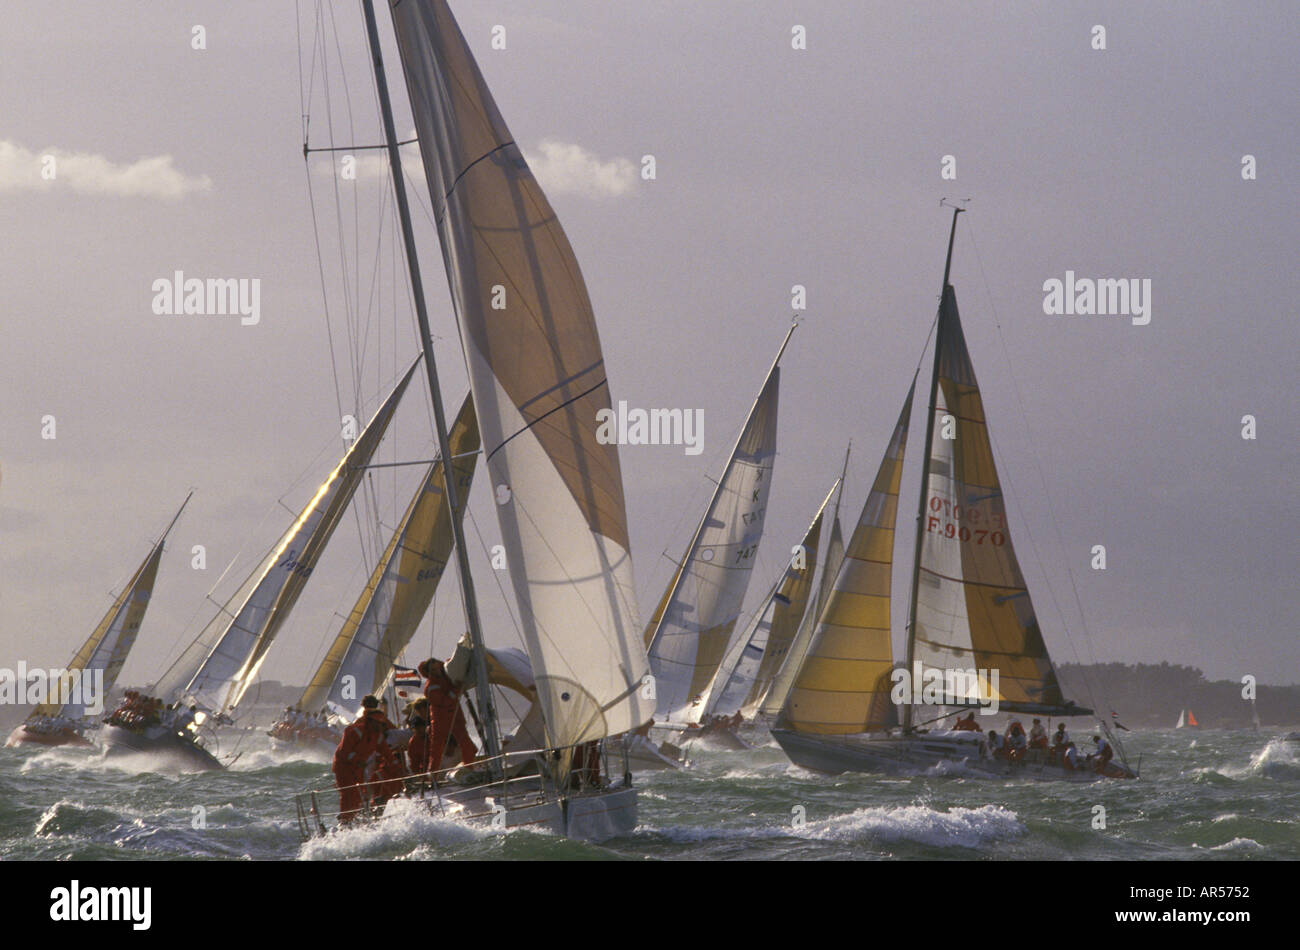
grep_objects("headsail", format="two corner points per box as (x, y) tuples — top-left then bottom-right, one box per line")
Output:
(644, 333), (786, 724)
(387, 0), (652, 747)
(908, 285), (1073, 715)
(157, 359), (419, 714)
(702, 481), (833, 720)
(778, 387), (913, 733)
(760, 477), (847, 719)
(297, 394), (478, 716)
(32, 495), (189, 721)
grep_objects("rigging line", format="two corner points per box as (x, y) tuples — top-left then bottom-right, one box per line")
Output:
(304, 138), (417, 153)
(464, 506), (524, 648)
(967, 221), (1111, 717)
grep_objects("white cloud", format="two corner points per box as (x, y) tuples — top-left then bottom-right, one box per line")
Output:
(316, 136), (635, 199)
(524, 139), (636, 198)
(0, 139), (211, 199)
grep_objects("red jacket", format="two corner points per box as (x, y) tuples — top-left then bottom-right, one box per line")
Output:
(333, 713), (389, 773)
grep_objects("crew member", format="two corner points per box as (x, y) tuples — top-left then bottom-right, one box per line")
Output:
(1091, 734), (1114, 773)
(419, 658), (479, 769)
(953, 711), (980, 732)
(332, 696), (390, 824)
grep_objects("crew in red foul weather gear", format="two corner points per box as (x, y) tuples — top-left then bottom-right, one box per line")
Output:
(332, 698), (390, 824)
(419, 658), (479, 769)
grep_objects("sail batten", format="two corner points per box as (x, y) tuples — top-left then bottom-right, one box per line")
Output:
(388, 0), (652, 747)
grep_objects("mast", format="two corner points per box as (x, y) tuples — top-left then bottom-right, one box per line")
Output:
(902, 207), (963, 733)
(359, 0), (502, 767)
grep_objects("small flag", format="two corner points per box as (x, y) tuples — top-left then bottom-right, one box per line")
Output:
(394, 665), (422, 689)
(1110, 710), (1130, 732)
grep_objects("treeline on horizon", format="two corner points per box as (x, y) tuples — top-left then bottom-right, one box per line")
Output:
(1056, 662), (1299, 729)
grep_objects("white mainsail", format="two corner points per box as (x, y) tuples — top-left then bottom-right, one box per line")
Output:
(387, 0), (652, 748)
(644, 335), (785, 724)
(297, 394), (478, 716)
(157, 360), (419, 715)
(31, 496), (189, 722)
(701, 481), (835, 720)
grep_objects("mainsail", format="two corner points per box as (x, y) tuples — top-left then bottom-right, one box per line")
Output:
(779, 388), (913, 733)
(31, 495), (189, 721)
(157, 359), (419, 714)
(908, 285), (1070, 715)
(388, 0), (653, 748)
(644, 334), (786, 724)
(701, 481), (833, 720)
(297, 394), (478, 716)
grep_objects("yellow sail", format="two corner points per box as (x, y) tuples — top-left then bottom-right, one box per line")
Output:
(780, 385), (913, 734)
(911, 286), (1067, 711)
(298, 395), (479, 715)
(32, 496), (187, 720)
(738, 485), (832, 712)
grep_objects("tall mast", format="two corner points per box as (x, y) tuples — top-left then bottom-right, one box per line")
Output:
(359, 0), (502, 767)
(902, 207), (963, 733)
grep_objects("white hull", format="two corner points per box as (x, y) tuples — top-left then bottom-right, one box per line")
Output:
(297, 771), (638, 844)
(101, 723), (224, 771)
(771, 729), (1135, 782)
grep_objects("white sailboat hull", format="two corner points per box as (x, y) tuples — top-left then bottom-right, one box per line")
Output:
(297, 772), (638, 844)
(101, 723), (224, 771)
(771, 729), (1135, 782)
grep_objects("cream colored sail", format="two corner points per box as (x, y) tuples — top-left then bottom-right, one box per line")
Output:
(298, 394), (478, 716)
(779, 386), (913, 733)
(702, 482), (833, 720)
(158, 360), (418, 715)
(760, 503), (844, 719)
(645, 359), (782, 725)
(31, 496), (188, 721)
(910, 287), (1070, 714)
(387, 0), (652, 748)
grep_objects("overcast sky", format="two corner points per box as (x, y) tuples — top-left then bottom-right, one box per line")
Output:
(2, 1), (1296, 712)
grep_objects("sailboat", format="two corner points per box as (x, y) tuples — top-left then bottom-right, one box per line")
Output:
(101, 362), (419, 771)
(5, 496), (189, 749)
(268, 394), (479, 756)
(695, 478), (838, 738)
(770, 209), (1136, 781)
(638, 330), (787, 759)
(1176, 709), (1200, 729)
(293, 0), (656, 843)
